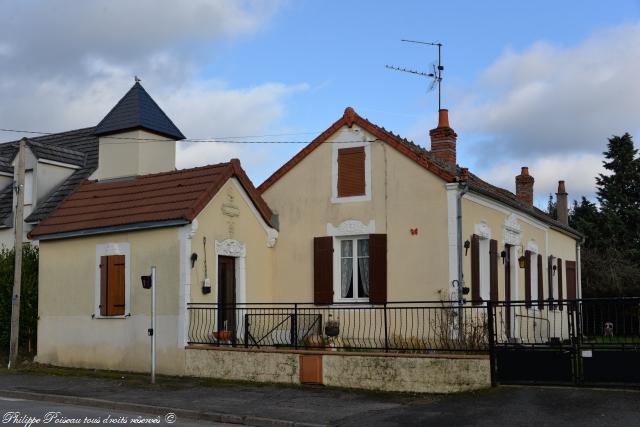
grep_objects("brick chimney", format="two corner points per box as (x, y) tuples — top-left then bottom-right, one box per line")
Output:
(429, 109), (457, 166)
(515, 167), (534, 206)
(556, 180), (568, 225)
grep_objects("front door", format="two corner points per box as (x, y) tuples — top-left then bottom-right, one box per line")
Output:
(217, 256), (236, 338)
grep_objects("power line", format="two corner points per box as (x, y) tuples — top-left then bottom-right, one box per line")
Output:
(0, 127), (375, 144)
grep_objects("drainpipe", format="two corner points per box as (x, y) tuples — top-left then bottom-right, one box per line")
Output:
(576, 236), (585, 299)
(456, 178), (469, 301)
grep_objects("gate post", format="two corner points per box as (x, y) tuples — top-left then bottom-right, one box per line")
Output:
(486, 300), (497, 387)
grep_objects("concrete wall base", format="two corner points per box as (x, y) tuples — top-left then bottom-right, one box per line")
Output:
(185, 346), (490, 393)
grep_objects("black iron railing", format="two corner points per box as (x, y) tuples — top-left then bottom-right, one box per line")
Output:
(187, 301), (489, 353)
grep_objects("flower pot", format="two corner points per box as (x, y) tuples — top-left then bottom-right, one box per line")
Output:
(324, 323), (340, 337)
(214, 330), (233, 341)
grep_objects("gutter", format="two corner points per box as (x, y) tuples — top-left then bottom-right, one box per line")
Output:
(31, 219), (190, 241)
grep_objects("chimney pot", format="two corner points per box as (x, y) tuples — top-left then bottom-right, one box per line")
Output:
(515, 166), (535, 206)
(438, 109), (450, 128)
(430, 109), (457, 166)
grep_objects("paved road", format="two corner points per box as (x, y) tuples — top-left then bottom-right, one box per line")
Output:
(1, 370), (639, 426)
(0, 397), (233, 427)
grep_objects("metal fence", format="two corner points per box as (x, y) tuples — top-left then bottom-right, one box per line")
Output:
(187, 302), (489, 353)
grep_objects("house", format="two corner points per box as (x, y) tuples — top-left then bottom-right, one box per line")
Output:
(0, 81), (187, 247)
(28, 84), (582, 391)
(259, 107), (582, 317)
(29, 82), (278, 374)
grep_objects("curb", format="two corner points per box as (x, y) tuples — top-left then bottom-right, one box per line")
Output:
(0, 389), (329, 427)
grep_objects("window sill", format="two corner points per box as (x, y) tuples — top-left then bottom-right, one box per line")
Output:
(92, 313), (130, 319)
(331, 299), (372, 306)
(330, 194), (370, 204)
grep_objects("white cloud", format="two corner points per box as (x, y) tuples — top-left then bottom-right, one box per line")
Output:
(475, 153), (604, 207)
(426, 23), (640, 201)
(0, 0), (307, 183)
(455, 24), (640, 159)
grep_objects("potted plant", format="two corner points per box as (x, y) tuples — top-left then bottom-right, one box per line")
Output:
(324, 315), (340, 338)
(214, 320), (233, 342)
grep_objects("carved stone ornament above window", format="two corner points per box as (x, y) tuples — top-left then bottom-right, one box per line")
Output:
(474, 221), (491, 239)
(503, 214), (522, 246)
(326, 219), (375, 237)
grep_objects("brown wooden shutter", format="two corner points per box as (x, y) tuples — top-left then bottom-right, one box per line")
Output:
(537, 254), (544, 309)
(99, 256), (108, 316)
(337, 147), (365, 197)
(547, 256), (554, 309)
(489, 239), (499, 301)
(524, 250), (532, 308)
(108, 255), (126, 316)
(470, 234), (481, 304)
(313, 237), (333, 305)
(368, 234), (387, 304)
(557, 258), (564, 311)
(504, 245), (511, 301)
(566, 260), (577, 300)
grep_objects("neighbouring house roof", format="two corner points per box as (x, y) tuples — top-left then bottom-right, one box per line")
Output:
(258, 107), (582, 239)
(26, 139), (87, 167)
(0, 127), (99, 226)
(29, 159), (274, 240)
(94, 82), (186, 140)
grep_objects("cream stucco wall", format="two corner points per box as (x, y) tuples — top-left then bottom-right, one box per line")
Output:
(36, 227), (185, 375)
(92, 129), (176, 180)
(36, 176), (277, 374)
(188, 178), (276, 305)
(262, 124), (450, 302)
(461, 193), (578, 304)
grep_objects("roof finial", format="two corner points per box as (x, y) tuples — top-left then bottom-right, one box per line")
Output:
(134, 75), (141, 83)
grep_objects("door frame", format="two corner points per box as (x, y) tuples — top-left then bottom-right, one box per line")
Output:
(214, 239), (247, 339)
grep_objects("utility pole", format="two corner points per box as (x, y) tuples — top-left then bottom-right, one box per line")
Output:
(8, 138), (26, 369)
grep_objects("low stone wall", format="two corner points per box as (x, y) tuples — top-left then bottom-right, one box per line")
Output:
(185, 346), (490, 393)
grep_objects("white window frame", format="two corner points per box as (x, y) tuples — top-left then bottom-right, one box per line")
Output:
(333, 235), (370, 303)
(94, 242), (131, 319)
(331, 140), (372, 204)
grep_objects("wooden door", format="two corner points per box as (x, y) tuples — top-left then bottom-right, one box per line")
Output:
(217, 256), (236, 336)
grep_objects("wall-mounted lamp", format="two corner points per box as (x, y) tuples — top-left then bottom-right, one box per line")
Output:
(500, 250), (507, 264)
(190, 253), (198, 269)
(552, 264), (557, 276)
(464, 240), (471, 256)
(518, 255), (526, 269)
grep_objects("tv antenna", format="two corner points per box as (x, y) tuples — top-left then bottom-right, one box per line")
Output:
(386, 39), (444, 110)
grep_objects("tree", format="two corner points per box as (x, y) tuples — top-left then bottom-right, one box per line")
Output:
(546, 194), (557, 220)
(569, 134), (640, 297)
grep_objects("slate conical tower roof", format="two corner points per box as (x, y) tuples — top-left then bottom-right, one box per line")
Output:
(94, 82), (185, 140)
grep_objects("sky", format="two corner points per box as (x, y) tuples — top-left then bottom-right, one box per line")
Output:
(1, 0), (639, 208)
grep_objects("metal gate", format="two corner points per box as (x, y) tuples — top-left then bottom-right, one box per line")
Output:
(489, 298), (640, 387)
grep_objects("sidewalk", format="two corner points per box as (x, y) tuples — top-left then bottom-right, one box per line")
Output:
(0, 366), (639, 426)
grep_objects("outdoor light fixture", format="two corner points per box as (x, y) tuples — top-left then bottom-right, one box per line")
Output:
(190, 253), (198, 268)
(553, 264), (557, 276)
(464, 240), (470, 256)
(500, 250), (507, 264)
(518, 255), (526, 269)
(141, 275), (152, 289)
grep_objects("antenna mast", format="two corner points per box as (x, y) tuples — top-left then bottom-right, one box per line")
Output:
(386, 39), (444, 110)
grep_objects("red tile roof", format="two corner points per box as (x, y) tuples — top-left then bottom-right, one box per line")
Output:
(29, 159), (273, 239)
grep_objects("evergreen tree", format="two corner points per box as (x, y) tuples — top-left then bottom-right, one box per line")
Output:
(546, 193), (557, 220)
(570, 133), (640, 297)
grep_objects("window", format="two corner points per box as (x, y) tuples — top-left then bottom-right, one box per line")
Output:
(478, 238), (490, 301)
(24, 170), (33, 205)
(313, 234), (386, 305)
(99, 254), (126, 316)
(337, 147), (365, 197)
(529, 251), (538, 306)
(338, 238), (369, 300)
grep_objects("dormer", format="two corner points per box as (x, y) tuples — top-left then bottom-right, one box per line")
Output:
(91, 82), (185, 181)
